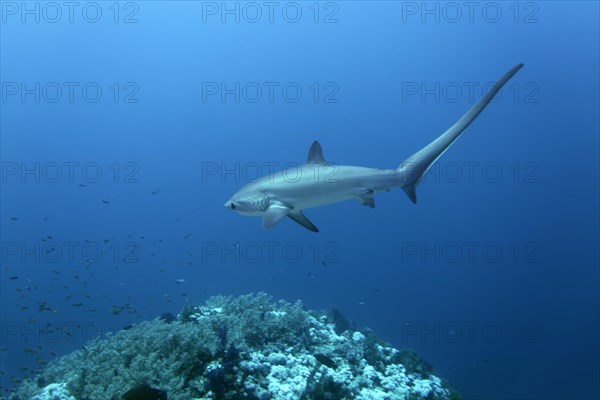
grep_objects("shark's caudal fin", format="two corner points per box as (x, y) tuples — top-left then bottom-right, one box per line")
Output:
(397, 63), (524, 204)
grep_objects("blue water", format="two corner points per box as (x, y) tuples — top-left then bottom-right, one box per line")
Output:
(1, 2), (598, 399)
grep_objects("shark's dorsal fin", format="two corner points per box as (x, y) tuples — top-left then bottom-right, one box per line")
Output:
(288, 211), (319, 232)
(307, 141), (327, 164)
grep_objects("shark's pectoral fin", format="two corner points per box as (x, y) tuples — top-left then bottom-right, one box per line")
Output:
(355, 190), (375, 208)
(288, 211), (319, 233)
(262, 203), (291, 229)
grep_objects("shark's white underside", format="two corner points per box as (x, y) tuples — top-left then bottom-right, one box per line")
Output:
(225, 64), (524, 232)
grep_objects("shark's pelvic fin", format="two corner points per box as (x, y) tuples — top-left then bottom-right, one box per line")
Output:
(307, 140), (327, 164)
(262, 202), (291, 229)
(288, 211), (319, 232)
(397, 63), (524, 204)
(355, 189), (375, 208)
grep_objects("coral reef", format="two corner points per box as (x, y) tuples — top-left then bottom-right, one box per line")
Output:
(30, 383), (75, 400)
(10, 293), (460, 400)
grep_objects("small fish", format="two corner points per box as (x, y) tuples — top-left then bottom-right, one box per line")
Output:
(112, 305), (125, 315)
(10, 217), (18, 221)
(184, 233), (192, 239)
(101, 200), (110, 204)
(122, 385), (167, 400)
(78, 183), (86, 187)
(151, 189), (161, 195)
(314, 353), (337, 369)
(72, 303), (83, 307)
(9, 276), (18, 280)
(175, 278), (185, 284)
(43, 217), (48, 221)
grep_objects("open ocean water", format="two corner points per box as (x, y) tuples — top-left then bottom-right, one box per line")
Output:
(1, 1), (599, 399)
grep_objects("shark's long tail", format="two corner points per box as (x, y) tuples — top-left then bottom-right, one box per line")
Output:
(397, 63), (523, 203)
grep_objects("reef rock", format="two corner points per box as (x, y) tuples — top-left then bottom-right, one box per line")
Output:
(11, 293), (460, 400)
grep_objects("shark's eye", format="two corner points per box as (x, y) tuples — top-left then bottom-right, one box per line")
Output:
(229, 203), (236, 210)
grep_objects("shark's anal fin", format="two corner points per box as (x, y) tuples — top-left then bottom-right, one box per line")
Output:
(288, 211), (319, 233)
(307, 141), (327, 164)
(355, 190), (375, 208)
(262, 202), (291, 229)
